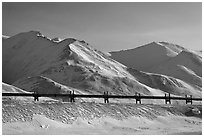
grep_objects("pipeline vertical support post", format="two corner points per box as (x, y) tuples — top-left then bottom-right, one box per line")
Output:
(69, 91), (71, 102)
(186, 95), (193, 104)
(104, 91), (109, 103)
(34, 95), (39, 102)
(71, 90), (75, 102)
(104, 92), (106, 103)
(139, 93), (141, 104)
(135, 93), (141, 104)
(169, 93), (171, 104)
(33, 91), (39, 102)
(190, 95), (193, 104)
(165, 93), (171, 104)
(185, 95), (190, 104)
(106, 91), (109, 103)
(165, 93), (167, 104)
(70, 90), (75, 103)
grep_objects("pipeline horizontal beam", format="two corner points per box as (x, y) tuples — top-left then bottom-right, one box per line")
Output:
(2, 93), (202, 101)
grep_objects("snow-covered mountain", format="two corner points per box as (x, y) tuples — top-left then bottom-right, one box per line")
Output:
(3, 31), (146, 96)
(2, 31), (202, 100)
(110, 42), (177, 71)
(110, 42), (202, 88)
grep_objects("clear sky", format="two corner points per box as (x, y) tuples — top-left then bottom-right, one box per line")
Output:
(2, 2), (202, 52)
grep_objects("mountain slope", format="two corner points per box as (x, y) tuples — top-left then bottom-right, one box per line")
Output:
(110, 42), (202, 88)
(127, 68), (201, 97)
(151, 50), (202, 77)
(149, 50), (202, 87)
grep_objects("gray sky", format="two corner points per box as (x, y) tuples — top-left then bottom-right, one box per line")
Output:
(2, 2), (202, 52)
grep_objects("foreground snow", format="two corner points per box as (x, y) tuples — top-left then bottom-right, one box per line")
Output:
(3, 114), (201, 135)
(2, 98), (202, 135)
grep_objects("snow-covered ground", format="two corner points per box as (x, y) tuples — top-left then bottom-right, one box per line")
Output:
(2, 97), (202, 135)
